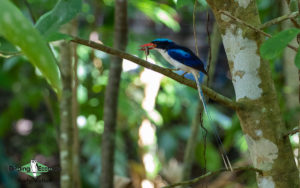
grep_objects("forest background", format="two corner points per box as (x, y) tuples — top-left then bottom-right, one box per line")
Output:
(0, 0), (299, 187)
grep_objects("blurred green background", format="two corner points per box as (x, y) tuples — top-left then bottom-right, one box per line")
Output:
(0, 0), (299, 187)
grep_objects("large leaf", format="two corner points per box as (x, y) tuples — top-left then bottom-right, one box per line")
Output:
(295, 46), (300, 69)
(35, 0), (82, 39)
(0, 0), (62, 96)
(260, 28), (300, 59)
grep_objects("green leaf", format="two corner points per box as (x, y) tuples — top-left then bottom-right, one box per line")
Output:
(0, 0), (62, 96)
(295, 46), (300, 69)
(260, 28), (300, 59)
(0, 37), (18, 53)
(35, 0), (82, 38)
(134, 0), (180, 32)
(46, 32), (73, 42)
(176, 0), (192, 8)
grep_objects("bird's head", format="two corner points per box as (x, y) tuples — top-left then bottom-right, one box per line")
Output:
(140, 38), (174, 51)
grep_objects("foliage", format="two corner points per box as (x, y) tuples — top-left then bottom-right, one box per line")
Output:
(260, 28), (300, 70)
(0, 0), (62, 96)
(35, 0), (82, 41)
(260, 28), (300, 60)
(0, 0), (298, 187)
(133, 0), (180, 32)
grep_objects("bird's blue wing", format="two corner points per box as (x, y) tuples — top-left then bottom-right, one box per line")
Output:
(167, 48), (205, 71)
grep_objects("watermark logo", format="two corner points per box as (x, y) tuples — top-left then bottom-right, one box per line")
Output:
(9, 160), (53, 178)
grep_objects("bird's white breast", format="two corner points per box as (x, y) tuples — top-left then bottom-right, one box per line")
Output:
(155, 49), (194, 73)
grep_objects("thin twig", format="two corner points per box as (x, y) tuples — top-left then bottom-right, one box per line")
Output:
(193, 0), (199, 57)
(220, 11), (271, 37)
(284, 127), (300, 137)
(162, 166), (262, 188)
(200, 110), (207, 174)
(182, 3), (208, 184)
(70, 37), (238, 110)
(180, 0), (204, 182)
(259, 11), (299, 29)
(206, 12), (212, 86)
(0, 51), (22, 58)
(219, 11), (298, 52)
(203, 12), (211, 181)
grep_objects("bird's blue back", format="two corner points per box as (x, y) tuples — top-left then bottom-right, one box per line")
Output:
(152, 38), (174, 43)
(150, 40), (206, 74)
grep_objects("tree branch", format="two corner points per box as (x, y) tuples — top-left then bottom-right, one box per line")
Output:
(219, 11), (298, 52)
(259, 11), (299, 29)
(162, 166), (262, 188)
(284, 127), (300, 137)
(0, 51), (22, 58)
(70, 37), (238, 110)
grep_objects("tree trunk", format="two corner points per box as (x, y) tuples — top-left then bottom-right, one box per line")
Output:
(59, 21), (81, 188)
(59, 26), (74, 188)
(282, 0), (299, 128)
(100, 0), (128, 187)
(206, 1), (299, 187)
(70, 19), (81, 188)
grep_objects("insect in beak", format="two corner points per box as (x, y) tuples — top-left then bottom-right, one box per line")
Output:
(139, 43), (156, 60)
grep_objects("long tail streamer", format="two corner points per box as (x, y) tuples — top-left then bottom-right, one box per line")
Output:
(191, 70), (233, 171)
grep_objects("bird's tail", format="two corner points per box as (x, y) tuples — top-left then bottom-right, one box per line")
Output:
(191, 70), (233, 171)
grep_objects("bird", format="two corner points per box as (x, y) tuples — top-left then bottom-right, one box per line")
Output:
(140, 38), (232, 171)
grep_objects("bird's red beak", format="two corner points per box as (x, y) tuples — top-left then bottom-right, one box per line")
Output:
(139, 43), (157, 51)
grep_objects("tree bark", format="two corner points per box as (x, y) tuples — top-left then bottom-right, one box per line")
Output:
(59, 26), (74, 188)
(206, 1), (299, 187)
(71, 20), (81, 188)
(100, 0), (128, 187)
(282, 0), (299, 128)
(59, 21), (81, 188)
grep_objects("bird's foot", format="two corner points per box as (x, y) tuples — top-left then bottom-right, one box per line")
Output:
(180, 72), (188, 78)
(167, 68), (180, 71)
